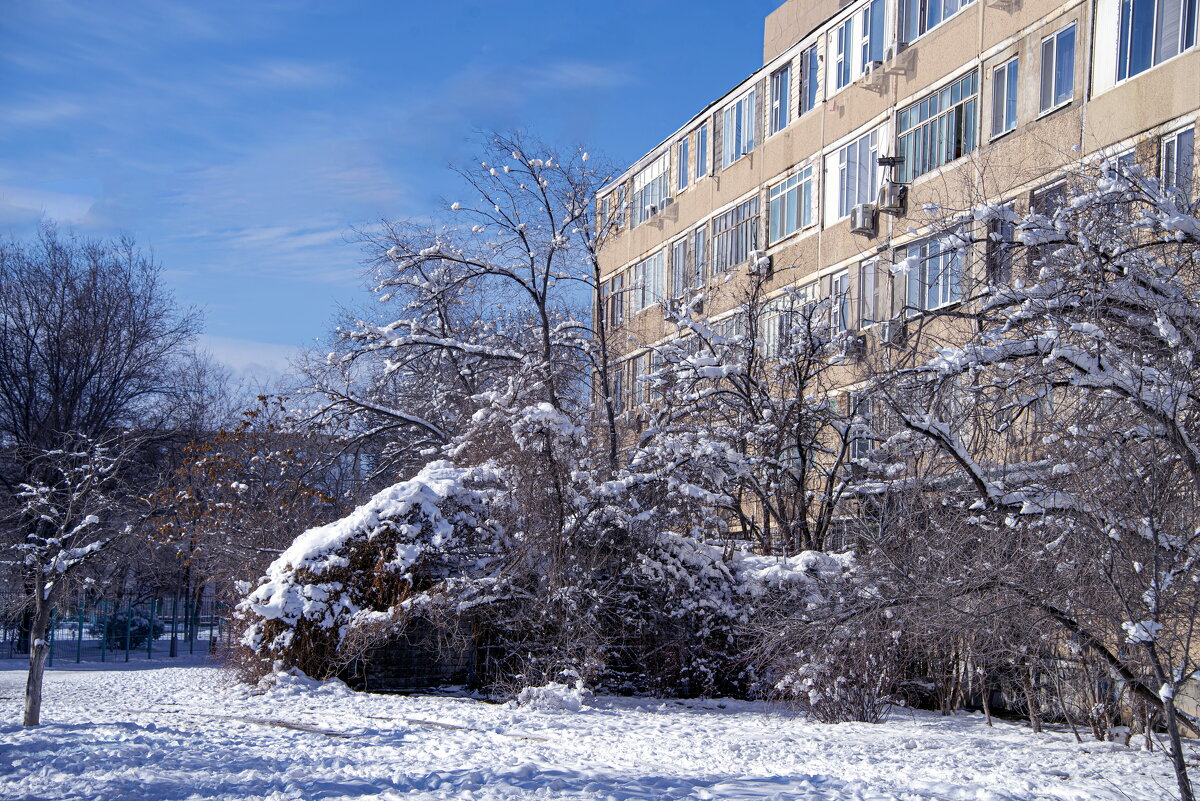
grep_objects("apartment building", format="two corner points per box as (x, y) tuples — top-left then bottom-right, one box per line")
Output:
(597, 0), (1199, 405)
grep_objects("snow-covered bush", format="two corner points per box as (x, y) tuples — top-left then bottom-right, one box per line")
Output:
(514, 679), (590, 712)
(236, 461), (505, 679)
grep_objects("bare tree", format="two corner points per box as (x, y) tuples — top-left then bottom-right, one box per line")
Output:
(0, 225), (199, 726)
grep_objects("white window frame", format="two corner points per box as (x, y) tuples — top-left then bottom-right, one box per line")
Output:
(712, 197), (761, 273)
(768, 166), (815, 243)
(830, 269), (851, 333)
(799, 44), (821, 115)
(677, 137), (690, 192)
(696, 123), (710, 177)
(826, 126), (882, 221)
(896, 70), (980, 183)
(632, 250), (665, 312)
(858, 259), (888, 327)
(1116, 0), (1199, 83)
(770, 64), (791, 135)
(833, 19), (853, 90)
(901, 0), (977, 44)
(1039, 23), (1077, 114)
(990, 57), (1018, 139)
(722, 89), (757, 167)
(1162, 125), (1196, 197)
(631, 153), (670, 226)
(901, 236), (963, 313)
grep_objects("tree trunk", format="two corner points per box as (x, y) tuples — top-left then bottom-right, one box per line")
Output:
(24, 589), (53, 727)
(1163, 698), (1196, 801)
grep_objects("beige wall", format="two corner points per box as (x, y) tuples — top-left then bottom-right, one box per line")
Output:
(599, 0), (1200, 364)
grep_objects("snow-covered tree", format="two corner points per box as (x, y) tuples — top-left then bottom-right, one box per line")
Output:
(867, 161), (1200, 800)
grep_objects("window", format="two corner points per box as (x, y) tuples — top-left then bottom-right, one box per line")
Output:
(859, 260), (888, 326)
(712, 197), (760, 273)
(697, 123), (710, 177)
(632, 153), (670, 226)
(671, 237), (689, 299)
(991, 58), (1018, 138)
(1117, 0), (1198, 82)
(829, 127), (881, 219)
(632, 251), (665, 311)
(722, 89), (757, 167)
(834, 19), (853, 89)
(677, 137), (690, 192)
(901, 237), (962, 312)
(770, 65), (791, 135)
(768, 167), (814, 243)
(984, 204), (1017, 286)
(831, 270), (851, 332)
(670, 231), (707, 298)
(1162, 127), (1195, 197)
(600, 185), (626, 230)
(861, 0), (886, 70)
(901, 0), (976, 43)
(693, 225), (708, 285)
(761, 296), (792, 358)
(897, 70), (979, 182)
(799, 44), (820, 114)
(601, 273), (625, 328)
(1040, 24), (1076, 112)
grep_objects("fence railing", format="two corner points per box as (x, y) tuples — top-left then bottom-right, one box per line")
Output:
(1, 593), (234, 664)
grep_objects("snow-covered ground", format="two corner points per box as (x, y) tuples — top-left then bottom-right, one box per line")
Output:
(0, 661), (1189, 800)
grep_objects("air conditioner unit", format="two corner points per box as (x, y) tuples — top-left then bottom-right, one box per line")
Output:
(879, 320), (907, 347)
(865, 59), (883, 73)
(844, 334), (867, 359)
(646, 204), (657, 217)
(849, 203), (877, 236)
(661, 196), (674, 209)
(878, 180), (907, 216)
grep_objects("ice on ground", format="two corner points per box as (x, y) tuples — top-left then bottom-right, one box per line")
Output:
(0, 662), (1189, 800)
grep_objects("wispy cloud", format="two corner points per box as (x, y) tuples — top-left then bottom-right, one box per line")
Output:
(0, 185), (95, 224)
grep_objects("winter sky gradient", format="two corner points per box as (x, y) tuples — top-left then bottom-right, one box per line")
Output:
(0, 0), (779, 384)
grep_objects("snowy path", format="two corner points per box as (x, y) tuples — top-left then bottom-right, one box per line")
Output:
(0, 663), (1186, 800)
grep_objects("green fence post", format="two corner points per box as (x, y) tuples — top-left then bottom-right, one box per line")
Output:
(148, 600), (156, 659)
(48, 609), (56, 668)
(75, 596), (83, 663)
(99, 599), (107, 663)
(124, 598), (132, 662)
(188, 593), (195, 656)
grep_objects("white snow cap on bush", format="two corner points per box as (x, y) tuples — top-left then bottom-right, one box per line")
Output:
(515, 680), (590, 712)
(239, 461), (499, 652)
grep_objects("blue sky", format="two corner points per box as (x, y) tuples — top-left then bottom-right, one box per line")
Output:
(0, 0), (780, 384)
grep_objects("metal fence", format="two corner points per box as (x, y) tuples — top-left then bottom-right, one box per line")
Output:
(1, 592), (234, 664)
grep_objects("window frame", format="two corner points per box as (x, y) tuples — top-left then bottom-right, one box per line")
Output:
(631, 153), (670, 227)
(828, 126), (882, 221)
(631, 250), (666, 312)
(799, 44), (821, 115)
(899, 236), (963, 314)
(676, 137), (690, 192)
(697, 123), (710, 177)
(1116, 0), (1199, 84)
(1038, 23), (1077, 115)
(896, 70), (980, 183)
(1161, 125), (1196, 197)
(901, 0), (977, 44)
(768, 166), (815, 244)
(990, 57), (1019, 139)
(830, 269), (851, 333)
(722, 89), (758, 168)
(770, 64), (791, 136)
(712, 196), (761, 273)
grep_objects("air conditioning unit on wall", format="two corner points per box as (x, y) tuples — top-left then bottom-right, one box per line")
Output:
(878, 181), (907, 216)
(850, 203), (877, 236)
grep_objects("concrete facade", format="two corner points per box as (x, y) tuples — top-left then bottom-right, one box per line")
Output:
(597, 0), (1199, 397)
